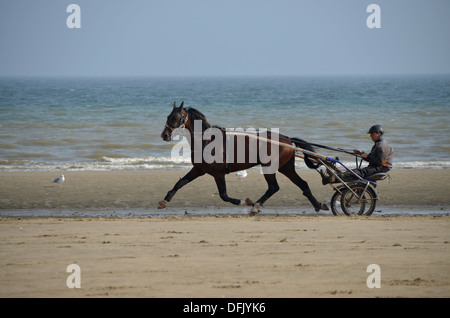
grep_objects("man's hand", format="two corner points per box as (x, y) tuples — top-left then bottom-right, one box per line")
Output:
(354, 149), (368, 160)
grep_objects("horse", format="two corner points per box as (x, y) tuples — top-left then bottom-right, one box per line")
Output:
(159, 101), (328, 215)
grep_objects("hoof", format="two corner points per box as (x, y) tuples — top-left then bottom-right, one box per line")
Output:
(240, 198), (253, 206)
(158, 200), (167, 209)
(249, 203), (261, 216)
(315, 203), (329, 212)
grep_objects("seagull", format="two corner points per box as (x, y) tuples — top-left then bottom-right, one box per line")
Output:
(236, 170), (247, 180)
(53, 175), (65, 184)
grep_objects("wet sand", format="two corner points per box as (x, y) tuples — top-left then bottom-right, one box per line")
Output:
(0, 169), (449, 211)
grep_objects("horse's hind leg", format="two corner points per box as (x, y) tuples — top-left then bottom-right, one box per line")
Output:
(251, 173), (280, 215)
(158, 166), (205, 208)
(279, 161), (328, 212)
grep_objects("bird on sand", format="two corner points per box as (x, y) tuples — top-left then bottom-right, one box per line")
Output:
(53, 175), (65, 184)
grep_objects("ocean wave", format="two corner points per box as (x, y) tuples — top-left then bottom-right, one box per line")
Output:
(104, 122), (148, 127)
(97, 143), (160, 150)
(19, 140), (63, 147)
(393, 161), (450, 169)
(0, 142), (18, 149)
(101, 155), (191, 165)
(0, 156), (449, 172)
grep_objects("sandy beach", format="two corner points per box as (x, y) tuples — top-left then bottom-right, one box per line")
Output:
(0, 215), (449, 298)
(0, 169), (449, 298)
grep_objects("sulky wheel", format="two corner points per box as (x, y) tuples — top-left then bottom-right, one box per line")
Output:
(340, 183), (377, 216)
(330, 190), (344, 216)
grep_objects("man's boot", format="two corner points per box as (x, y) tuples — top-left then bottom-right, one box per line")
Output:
(320, 170), (356, 185)
(319, 169), (336, 185)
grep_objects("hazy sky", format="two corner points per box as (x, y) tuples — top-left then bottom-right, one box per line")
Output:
(1, 0), (449, 77)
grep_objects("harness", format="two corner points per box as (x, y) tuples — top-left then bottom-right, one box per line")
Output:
(165, 110), (188, 131)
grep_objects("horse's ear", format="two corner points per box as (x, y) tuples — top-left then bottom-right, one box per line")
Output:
(179, 101), (184, 110)
(173, 101), (177, 109)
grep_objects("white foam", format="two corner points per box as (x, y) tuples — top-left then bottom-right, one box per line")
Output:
(0, 157), (449, 172)
(393, 161), (450, 169)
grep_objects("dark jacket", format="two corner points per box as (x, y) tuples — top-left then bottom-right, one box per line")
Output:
(366, 138), (393, 170)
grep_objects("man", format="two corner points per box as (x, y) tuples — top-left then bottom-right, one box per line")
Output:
(321, 125), (393, 184)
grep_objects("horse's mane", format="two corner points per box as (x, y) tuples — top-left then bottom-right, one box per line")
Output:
(187, 107), (223, 131)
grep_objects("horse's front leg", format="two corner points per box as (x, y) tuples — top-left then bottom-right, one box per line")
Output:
(158, 166), (205, 208)
(213, 174), (253, 206)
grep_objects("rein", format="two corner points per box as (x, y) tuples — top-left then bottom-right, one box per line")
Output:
(179, 109), (188, 129)
(225, 131), (376, 186)
(308, 142), (358, 156)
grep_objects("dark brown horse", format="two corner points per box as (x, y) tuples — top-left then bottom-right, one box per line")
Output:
(159, 101), (328, 215)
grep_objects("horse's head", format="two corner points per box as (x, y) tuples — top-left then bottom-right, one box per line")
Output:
(161, 101), (187, 141)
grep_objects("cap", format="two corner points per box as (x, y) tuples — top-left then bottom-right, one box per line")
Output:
(367, 125), (384, 134)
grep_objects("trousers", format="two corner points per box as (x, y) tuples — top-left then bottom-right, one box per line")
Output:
(336, 165), (390, 182)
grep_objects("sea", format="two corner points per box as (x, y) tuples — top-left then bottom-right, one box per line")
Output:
(1, 75), (449, 172)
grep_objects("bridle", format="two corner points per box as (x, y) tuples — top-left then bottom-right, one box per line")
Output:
(165, 109), (188, 132)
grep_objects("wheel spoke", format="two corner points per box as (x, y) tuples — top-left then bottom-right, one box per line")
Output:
(340, 183), (377, 216)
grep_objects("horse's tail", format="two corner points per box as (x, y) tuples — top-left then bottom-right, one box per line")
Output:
(290, 137), (321, 169)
